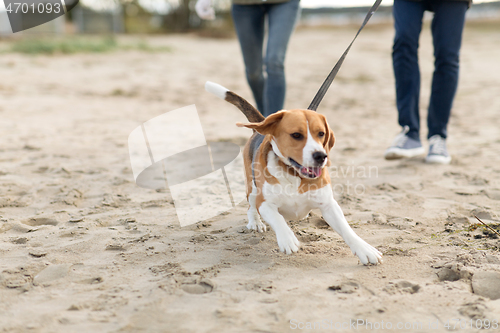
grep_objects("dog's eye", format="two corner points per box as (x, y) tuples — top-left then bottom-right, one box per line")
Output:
(318, 131), (325, 138)
(291, 132), (303, 140)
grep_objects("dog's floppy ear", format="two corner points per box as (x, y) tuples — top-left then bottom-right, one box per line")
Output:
(320, 115), (335, 166)
(236, 111), (285, 136)
(321, 114), (335, 152)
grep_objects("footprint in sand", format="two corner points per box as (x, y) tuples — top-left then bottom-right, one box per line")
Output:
(383, 280), (421, 295)
(33, 264), (71, 286)
(181, 279), (215, 294)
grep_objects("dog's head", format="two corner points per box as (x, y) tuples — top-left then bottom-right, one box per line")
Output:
(238, 109), (335, 179)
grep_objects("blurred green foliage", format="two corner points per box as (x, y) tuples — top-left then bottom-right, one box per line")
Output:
(8, 37), (171, 54)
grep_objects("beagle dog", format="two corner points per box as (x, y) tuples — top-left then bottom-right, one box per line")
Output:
(205, 82), (382, 265)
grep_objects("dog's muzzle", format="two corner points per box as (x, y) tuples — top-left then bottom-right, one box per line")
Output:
(289, 158), (323, 179)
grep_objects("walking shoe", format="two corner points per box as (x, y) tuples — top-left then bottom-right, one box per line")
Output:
(384, 126), (425, 160)
(425, 135), (451, 164)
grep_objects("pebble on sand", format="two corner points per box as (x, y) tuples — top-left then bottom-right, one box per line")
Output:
(472, 271), (500, 300)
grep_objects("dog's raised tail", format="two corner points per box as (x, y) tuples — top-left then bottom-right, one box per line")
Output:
(205, 81), (265, 123)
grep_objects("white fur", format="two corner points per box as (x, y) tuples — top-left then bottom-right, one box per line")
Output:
(302, 122), (327, 167)
(315, 186), (383, 265)
(247, 182), (266, 232)
(205, 81), (228, 100)
(263, 151), (319, 221)
(250, 150), (382, 264)
(259, 201), (300, 254)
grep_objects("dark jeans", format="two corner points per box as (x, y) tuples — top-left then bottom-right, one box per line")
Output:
(232, 0), (300, 117)
(392, 0), (467, 140)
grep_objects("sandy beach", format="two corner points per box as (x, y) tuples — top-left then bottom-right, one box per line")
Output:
(1, 19), (500, 332)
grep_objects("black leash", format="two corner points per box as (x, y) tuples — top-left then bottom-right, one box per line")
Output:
(308, 0), (383, 111)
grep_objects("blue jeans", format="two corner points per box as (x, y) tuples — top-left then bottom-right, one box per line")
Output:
(232, 0), (300, 117)
(393, 0), (467, 140)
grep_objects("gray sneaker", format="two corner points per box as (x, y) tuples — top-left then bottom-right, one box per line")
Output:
(425, 135), (451, 164)
(384, 126), (425, 160)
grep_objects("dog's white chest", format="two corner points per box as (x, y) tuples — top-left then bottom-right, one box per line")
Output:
(262, 181), (313, 220)
(280, 194), (314, 221)
(262, 151), (323, 221)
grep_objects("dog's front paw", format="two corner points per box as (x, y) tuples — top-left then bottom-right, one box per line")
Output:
(350, 239), (383, 265)
(247, 213), (267, 233)
(247, 220), (267, 233)
(276, 229), (300, 254)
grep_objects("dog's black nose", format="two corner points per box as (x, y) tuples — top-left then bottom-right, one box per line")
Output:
(313, 152), (327, 165)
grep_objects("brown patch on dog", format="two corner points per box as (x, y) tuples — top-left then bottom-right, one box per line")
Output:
(226, 91), (265, 123)
(242, 137), (254, 201)
(241, 135), (279, 210)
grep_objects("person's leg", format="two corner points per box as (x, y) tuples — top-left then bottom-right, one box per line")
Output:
(427, 1), (467, 139)
(392, 0), (426, 141)
(263, 0), (300, 116)
(231, 4), (266, 113)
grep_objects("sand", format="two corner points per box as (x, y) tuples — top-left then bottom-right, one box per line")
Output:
(1, 20), (500, 333)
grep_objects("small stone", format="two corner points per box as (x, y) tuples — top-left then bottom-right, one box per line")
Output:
(29, 249), (47, 258)
(437, 267), (461, 282)
(455, 188), (477, 196)
(105, 244), (127, 251)
(436, 262), (472, 281)
(472, 271), (500, 300)
(68, 218), (83, 223)
(12, 237), (28, 244)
